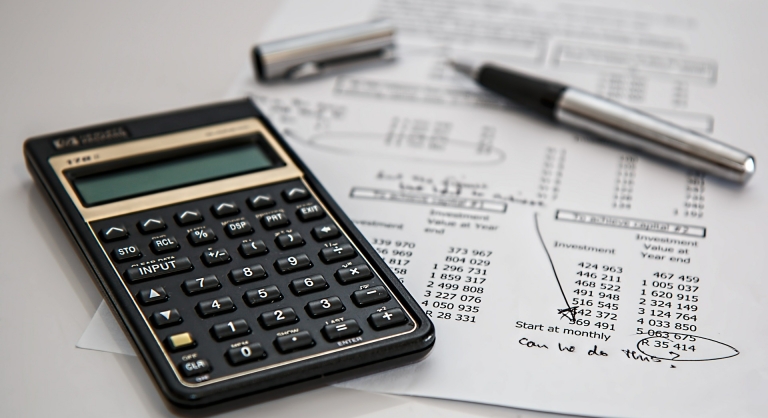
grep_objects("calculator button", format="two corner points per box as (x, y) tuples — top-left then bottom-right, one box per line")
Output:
(260, 212), (290, 229)
(149, 236), (180, 254)
(187, 228), (217, 246)
(322, 319), (361, 342)
(368, 308), (407, 330)
(229, 265), (267, 284)
(334, 264), (373, 284)
(319, 244), (356, 263)
(247, 195), (276, 210)
(275, 232), (305, 249)
(282, 187), (310, 202)
(111, 245), (142, 262)
(179, 359), (211, 377)
(289, 275), (329, 295)
(258, 307), (299, 329)
(196, 296), (236, 317)
(137, 287), (168, 305)
(175, 210), (203, 225)
(243, 285), (283, 306)
(352, 286), (391, 306)
(124, 257), (193, 283)
(224, 220), (253, 238)
(305, 296), (345, 318)
(274, 331), (314, 353)
(211, 319), (250, 341)
(151, 309), (182, 328)
(100, 225), (128, 242)
(239, 240), (268, 258)
(167, 332), (196, 351)
(182, 275), (221, 295)
(297, 205), (325, 222)
(274, 254), (312, 274)
(137, 217), (166, 234)
(212, 202), (240, 218)
(201, 248), (231, 266)
(227, 343), (266, 365)
(311, 225), (340, 241)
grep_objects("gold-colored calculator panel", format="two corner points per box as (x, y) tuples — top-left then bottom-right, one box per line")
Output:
(49, 118), (301, 222)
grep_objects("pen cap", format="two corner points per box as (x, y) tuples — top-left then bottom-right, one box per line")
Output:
(252, 19), (396, 81)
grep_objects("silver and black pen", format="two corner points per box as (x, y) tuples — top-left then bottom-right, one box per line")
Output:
(448, 59), (755, 183)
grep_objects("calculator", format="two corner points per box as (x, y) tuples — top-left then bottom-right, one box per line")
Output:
(24, 99), (434, 407)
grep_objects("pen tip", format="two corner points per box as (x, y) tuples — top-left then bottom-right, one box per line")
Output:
(446, 57), (478, 79)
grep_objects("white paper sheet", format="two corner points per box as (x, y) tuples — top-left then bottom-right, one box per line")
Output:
(80, 0), (768, 416)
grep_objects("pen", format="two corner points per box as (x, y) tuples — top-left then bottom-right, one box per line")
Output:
(448, 59), (755, 183)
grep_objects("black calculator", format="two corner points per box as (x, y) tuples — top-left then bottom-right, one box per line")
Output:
(24, 99), (434, 407)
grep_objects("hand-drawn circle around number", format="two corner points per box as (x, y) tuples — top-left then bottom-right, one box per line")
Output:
(636, 333), (739, 362)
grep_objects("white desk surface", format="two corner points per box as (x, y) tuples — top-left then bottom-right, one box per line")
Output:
(0, 1), (568, 417)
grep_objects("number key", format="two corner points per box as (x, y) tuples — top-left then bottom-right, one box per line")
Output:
(274, 254), (312, 274)
(227, 342), (265, 365)
(196, 296), (235, 317)
(211, 319), (250, 341)
(229, 264), (267, 284)
(258, 307), (298, 329)
(306, 296), (345, 318)
(243, 285), (282, 306)
(182, 275), (221, 295)
(289, 275), (329, 295)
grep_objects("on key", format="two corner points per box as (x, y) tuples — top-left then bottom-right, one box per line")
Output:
(274, 254), (312, 274)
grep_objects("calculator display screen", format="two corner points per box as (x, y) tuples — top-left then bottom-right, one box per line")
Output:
(72, 142), (277, 206)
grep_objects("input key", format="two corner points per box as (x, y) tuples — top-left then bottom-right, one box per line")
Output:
(124, 257), (193, 283)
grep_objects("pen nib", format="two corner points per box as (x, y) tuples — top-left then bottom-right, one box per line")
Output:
(446, 57), (479, 79)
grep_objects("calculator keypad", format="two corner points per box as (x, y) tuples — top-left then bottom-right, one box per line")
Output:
(91, 179), (415, 384)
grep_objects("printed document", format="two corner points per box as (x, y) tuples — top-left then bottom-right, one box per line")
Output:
(81, 0), (768, 416)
